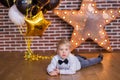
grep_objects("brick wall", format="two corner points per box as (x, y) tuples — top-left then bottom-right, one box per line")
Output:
(0, 0), (120, 53)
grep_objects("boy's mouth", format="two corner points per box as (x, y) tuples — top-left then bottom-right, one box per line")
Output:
(62, 54), (66, 57)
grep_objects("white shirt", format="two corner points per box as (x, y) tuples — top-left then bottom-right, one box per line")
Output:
(47, 53), (81, 74)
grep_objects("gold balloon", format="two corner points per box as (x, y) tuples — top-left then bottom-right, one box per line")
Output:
(25, 11), (50, 36)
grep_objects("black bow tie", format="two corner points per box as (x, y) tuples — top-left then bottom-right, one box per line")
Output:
(58, 59), (68, 65)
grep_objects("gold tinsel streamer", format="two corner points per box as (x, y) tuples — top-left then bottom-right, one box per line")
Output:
(18, 26), (53, 61)
(6, 0), (10, 8)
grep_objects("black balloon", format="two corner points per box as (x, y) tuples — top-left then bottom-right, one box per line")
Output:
(42, 0), (60, 11)
(15, 0), (33, 15)
(15, 0), (50, 15)
(32, 0), (50, 8)
(0, 0), (14, 7)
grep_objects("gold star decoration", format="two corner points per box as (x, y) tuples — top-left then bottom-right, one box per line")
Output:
(54, 0), (120, 51)
(25, 11), (51, 36)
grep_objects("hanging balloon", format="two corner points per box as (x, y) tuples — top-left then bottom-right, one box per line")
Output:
(0, 0), (14, 8)
(8, 4), (25, 26)
(32, 0), (50, 8)
(15, 0), (33, 15)
(42, 0), (60, 11)
(25, 11), (51, 36)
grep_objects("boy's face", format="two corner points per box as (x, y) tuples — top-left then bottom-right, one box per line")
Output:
(57, 44), (70, 59)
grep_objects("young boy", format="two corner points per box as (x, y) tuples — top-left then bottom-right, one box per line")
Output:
(47, 39), (103, 76)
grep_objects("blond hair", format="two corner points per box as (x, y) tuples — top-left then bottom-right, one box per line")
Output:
(57, 39), (71, 49)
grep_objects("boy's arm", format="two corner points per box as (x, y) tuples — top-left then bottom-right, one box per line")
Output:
(47, 57), (58, 74)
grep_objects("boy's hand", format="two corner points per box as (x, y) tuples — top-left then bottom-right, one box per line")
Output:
(55, 68), (60, 74)
(49, 71), (58, 76)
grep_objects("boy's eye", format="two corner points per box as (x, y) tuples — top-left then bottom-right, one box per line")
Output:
(65, 49), (68, 51)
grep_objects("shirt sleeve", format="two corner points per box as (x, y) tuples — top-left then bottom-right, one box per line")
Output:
(59, 57), (80, 74)
(47, 56), (57, 73)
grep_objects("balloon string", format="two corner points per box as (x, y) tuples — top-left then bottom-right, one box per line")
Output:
(6, 0), (10, 8)
(18, 26), (33, 53)
(13, 0), (16, 3)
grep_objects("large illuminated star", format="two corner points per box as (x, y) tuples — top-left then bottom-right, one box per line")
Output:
(54, 0), (120, 51)
(25, 11), (50, 36)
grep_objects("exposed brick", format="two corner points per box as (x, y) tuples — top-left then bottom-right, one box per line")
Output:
(0, 0), (120, 52)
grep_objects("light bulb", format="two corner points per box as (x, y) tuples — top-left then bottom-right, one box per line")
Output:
(99, 25), (102, 27)
(82, 4), (85, 6)
(107, 47), (110, 50)
(95, 11), (98, 14)
(56, 12), (59, 14)
(74, 33), (76, 35)
(80, 11), (83, 14)
(82, 38), (84, 41)
(101, 42), (103, 45)
(72, 11), (75, 14)
(92, 4), (95, 6)
(63, 16), (65, 19)
(64, 12), (67, 14)
(105, 39), (107, 42)
(105, 20), (109, 23)
(103, 11), (105, 14)
(71, 40), (73, 42)
(95, 38), (97, 41)
(112, 15), (115, 18)
(102, 32), (104, 35)
(88, 33), (90, 36)
(110, 10), (113, 13)
(76, 43), (78, 45)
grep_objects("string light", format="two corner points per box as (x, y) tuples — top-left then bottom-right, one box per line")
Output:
(101, 42), (103, 45)
(76, 25), (78, 27)
(95, 38), (97, 41)
(80, 11), (83, 14)
(76, 43), (78, 45)
(63, 16), (65, 19)
(107, 47), (110, 50)
(72, 11), (75, 14)
(92, 4), (95, 6)
(56, 12), (59, 14)
(105, 39), (107, 42)
(119, 10), (120, 13)
(82, 4), (85, 7)
(71, 40), (74, 42)
(103, 11), (105, 14)
(99, 25), (102, 27)
(82, 38), (84, 41)
(87, 33), (90, 36)
(102, 32), (105, 35)
(69, 20), (72, 23)
(94, 11), (98, 14)
(110, 10), (113, 13)
(105, 19), (109, 23)
(112, 15), (115, 18)
(76, 25), (79, 30)
(64, 12), (67, 14)
(74, 33), (76, 35)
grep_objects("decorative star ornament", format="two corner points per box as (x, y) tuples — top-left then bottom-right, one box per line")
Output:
(54, 0), (120, 51)
(25, 11), (50, 36)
